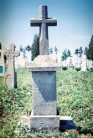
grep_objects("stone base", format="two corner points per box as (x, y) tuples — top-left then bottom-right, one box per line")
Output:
(30, 115), (60, 130)
(4, 72), (17, 89)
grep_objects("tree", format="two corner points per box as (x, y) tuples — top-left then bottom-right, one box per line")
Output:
(78, 47), (83, 57)
(54, 46), (58, 55)
(26, 45), (31, 52)
(19, 45), (26, 59)
(61, 49), (71, 61)
(74, 47), (83, 67)
(68, 49), (71, 57)
(88, 35), (93, 60)
(74, 48), (79, 56)
(25, 45), (32, 62)
(20, 45), (23, 52)
(85, 35), (93, 61)
(85, 47), (90, 59)
(49, 48), (53, 54)
(31, 34), (39, 61)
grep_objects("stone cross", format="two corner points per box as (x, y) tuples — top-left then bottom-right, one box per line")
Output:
(31, 5), (57, 55)
(4, 44), (20, 71)
(4, 44), (20, 88)
(30, 5), (60, 131)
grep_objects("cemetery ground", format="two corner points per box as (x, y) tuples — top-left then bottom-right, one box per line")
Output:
(0, 68), (93, 138)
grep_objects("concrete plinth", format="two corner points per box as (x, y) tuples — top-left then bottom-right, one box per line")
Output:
(29, 55), (61, 130)
(30, 115), (60, 130)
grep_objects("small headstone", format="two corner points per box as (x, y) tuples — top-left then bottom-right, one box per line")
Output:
(69, 56), (73, 68)
(81, 52), (87, 71)
(4, 44), (20, 88)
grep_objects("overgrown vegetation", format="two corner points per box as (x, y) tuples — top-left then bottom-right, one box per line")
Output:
(0, 68), (93, 138)
(57, 69), (93, 135)
(75, 67), (81, 71)
(0, 68), (32, 137)
(62, 66), (68, 70)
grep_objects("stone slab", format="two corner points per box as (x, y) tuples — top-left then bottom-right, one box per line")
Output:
(17, 116), (75, 131)
(31, 18), (57, 26)
(29, 55), (61, 71)
(30, 115), (60, 130)
(32, 71), (57, 115)
(29, 67), (60, 71)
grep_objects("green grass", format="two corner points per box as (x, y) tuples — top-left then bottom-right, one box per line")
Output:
(57, 69), (93, 133)
(0, 68), (93, 138)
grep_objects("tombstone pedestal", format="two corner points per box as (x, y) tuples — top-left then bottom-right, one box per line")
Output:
(81, 53), (87, 71)
(30, 116), (60, 130)
(4, 72), (17, 88)
(29, 55), (60, 130)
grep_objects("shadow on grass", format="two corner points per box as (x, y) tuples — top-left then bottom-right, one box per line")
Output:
(60, 118), (76, 132)
(60, 118), (93, 136)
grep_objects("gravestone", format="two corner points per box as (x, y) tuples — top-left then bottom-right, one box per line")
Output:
(30, 5), (60, 130)
(81, 52), (87, 71)
(4, 44), (20, 88)
(87, 59), (93, 69)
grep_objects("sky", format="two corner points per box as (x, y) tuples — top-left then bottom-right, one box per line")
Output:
(0, 0), (93, 57)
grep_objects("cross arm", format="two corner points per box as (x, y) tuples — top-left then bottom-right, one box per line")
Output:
(30, 18), (57, 26)
(46, 18), (57, 26)
(30, 18), (41, 26)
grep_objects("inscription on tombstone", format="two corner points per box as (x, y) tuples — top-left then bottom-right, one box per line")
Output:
(31, 5), (57, 55)
(4, 44), (20, 88)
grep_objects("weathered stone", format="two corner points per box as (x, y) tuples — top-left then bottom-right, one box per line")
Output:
(30, 5), (60, 131)
(30, 5), (57, 55)
(81, 52), (87, 71)
(32, 71), (56, 115)
(30, 116), (60, 130)
(30, 55), (60, 130)
(29, 55), (61, 71)
(4, 44), (20, 88)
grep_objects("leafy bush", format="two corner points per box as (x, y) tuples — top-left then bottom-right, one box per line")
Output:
(0, 68), (32, 137)
(62, 66), (68, 70)
(88, 67), (93, 72)
(75, 67), (81, 71)
(57, 70), (93, 134)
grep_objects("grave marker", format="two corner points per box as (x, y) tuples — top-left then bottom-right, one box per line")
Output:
(81, 52), (87, 71)
(4, 44), (20, 88)
(30, 5), (60, 131)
